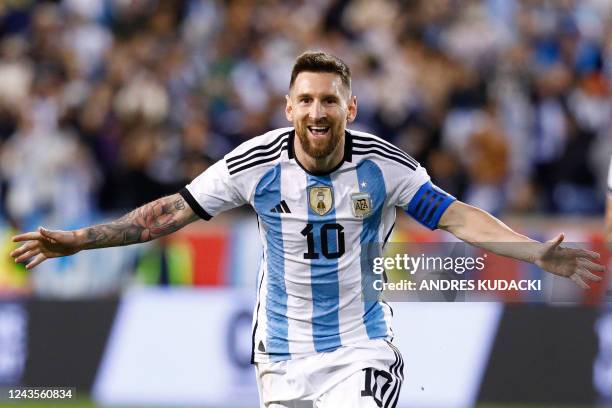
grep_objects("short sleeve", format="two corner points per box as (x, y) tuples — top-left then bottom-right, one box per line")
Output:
(180, 159), (246, 220)
(395, 164), (431, 207)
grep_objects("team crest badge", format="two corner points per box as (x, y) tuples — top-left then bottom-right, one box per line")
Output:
(308, 186), (333, 216)
(351, 192), (372, 218)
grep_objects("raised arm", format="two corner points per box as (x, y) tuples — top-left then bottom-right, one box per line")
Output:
(438, 201), (603, 288)
(11, 193), (198, 269)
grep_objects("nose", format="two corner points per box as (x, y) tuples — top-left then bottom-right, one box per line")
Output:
(308, 100), (325, 120)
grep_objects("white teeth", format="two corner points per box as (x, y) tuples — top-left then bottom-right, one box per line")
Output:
(308, 126), (329, 132)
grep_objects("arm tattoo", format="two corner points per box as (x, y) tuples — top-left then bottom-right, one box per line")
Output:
(82, 195), (197, 248)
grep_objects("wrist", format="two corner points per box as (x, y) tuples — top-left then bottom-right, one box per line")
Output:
(73, 228), (90, 250)
(531, 240), (551, 265)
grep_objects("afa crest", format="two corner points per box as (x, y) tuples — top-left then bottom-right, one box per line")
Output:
(308, 186), (333, 216)
(351, 192), (372, 218)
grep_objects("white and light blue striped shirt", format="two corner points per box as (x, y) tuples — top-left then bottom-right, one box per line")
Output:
(181, 127), (455, 363)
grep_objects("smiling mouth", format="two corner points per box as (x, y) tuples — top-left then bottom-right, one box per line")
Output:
(307, 126), (330, 137)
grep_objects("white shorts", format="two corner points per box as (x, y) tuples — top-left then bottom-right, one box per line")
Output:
(255, 339), (404, 408)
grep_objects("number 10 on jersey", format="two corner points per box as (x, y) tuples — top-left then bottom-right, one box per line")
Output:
(300, 223), (345, 259)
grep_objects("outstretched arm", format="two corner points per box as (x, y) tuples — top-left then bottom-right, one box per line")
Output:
(438, 201), (604, 288)
(10, 193), (198, 269)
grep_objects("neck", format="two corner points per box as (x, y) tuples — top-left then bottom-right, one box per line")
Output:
(294, 133), (345, 174)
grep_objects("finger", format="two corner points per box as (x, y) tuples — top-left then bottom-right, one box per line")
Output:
(10, 241), (37, 258)
(12, 232), (42, 242)
(578, 258), (605, 272)
(573, 249), (600, 260)
(563, 248), (600, 262)
(576, 267), (602, 282)
(15, 248), (41, 264)
(26, 254), (47, 270)
(569, 273), (589, 289)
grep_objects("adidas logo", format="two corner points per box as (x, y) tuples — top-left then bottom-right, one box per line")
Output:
(270, 200), (291, 213)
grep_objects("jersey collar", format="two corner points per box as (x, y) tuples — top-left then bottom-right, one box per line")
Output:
(287, 130), (353, 176)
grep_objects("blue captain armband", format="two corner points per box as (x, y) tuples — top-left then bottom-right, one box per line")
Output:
(405, 182), (456, 230)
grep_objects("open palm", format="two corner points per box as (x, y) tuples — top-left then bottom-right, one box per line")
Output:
(10, 227), (81, 270)
(535, 233), (604, 288)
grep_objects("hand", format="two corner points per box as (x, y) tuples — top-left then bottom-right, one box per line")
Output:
(535, 233), (604, 289)
(10, 227), (82, 270)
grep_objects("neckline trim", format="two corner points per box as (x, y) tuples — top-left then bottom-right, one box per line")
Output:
(287, 130), (353, 176)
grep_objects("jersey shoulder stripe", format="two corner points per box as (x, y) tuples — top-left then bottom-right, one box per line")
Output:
(353, 144), (417, 170)
(353, 131), (418, 162)
(349, 131), (419, 170)
(227, 134), (289, 172)
(225, 128), (292, 176)
(351, 131), (418, 165)
(228, 142), (289, 175)
(352, 135), (418, 166)
(227, 129), (292, 165)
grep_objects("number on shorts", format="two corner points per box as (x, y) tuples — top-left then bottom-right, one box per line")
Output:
(361, 367), (394, 407)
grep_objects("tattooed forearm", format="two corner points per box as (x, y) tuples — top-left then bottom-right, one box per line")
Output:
(174, 199), (185, 211)
(81, 194), (197, 249)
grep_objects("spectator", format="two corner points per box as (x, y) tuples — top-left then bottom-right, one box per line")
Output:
(0, 0), (609, 225)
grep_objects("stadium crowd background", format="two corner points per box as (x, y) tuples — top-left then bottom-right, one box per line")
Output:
(0, 4), (610, 406)
(0, 0), (611, 234)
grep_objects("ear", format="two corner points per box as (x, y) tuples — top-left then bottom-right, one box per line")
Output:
(285, 94), (293, 122)
(346, 95), (357, 123)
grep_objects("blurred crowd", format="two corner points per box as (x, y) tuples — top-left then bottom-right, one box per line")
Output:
(0, 0), (611, 232)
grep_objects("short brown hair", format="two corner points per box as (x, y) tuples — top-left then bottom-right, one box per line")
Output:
(289, 51), (351, 92)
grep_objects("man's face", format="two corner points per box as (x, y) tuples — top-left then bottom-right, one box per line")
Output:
(286, 72), (357, 159)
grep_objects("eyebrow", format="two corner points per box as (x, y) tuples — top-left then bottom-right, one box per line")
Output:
(295, 92), (341, 101)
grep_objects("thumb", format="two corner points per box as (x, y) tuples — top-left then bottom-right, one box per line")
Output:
(39, 227), (59, 241)
(547, 233), (564, 250)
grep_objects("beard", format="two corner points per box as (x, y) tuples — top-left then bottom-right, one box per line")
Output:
(295, 121), (343, 159)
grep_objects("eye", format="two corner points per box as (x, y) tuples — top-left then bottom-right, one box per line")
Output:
(324, 97), (338, 105)
(299, 96), (312, 104)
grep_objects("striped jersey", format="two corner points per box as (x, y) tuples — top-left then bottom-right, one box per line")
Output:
(180, 127), (455, 363)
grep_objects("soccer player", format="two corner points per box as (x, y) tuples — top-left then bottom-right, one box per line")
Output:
(10, 52), (603, 407)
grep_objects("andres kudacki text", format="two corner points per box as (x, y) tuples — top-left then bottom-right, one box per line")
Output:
(373, 279), (542, 291)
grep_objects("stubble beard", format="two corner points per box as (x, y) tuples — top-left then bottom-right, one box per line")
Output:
(295, 122), (343, 159)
